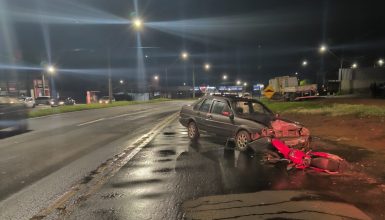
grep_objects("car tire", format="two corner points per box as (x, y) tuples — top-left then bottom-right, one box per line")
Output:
(235, 130), (250, 152)
(187, 121), (199, 141)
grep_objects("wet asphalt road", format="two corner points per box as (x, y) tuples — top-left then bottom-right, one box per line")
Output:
(67, 120), (382, 220)
(0, 101), (186, 220)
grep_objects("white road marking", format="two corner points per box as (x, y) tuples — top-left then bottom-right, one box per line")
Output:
(77, 118), (105, 127)
(76, 110), (150, 127)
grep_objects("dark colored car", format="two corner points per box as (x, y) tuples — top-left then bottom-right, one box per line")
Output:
(50, 97), (76, 107)
(179, 95), (310, 151)
(0, 96), (28, 132)
(99, 96), (115, 104)
(35, 96), (51, 106)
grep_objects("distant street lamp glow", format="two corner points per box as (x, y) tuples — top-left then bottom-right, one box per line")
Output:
(243, 82), (247, 86)
(119, 80), (124, 84)
(181, 52), (189, 60)
(236, 80), (241, 85)
(183, 82), (186, 86)
(378, 59), (384, 66)
(319, 44), (327, 53)
(154, 75), (159, 80)
(295, 72), (298, 75)
(46, 65), (56, 74)
(351, 63), (358, 69)
(222, 74), (228, 80)
(302, 60), (308, 66)
(204, 63), (211, 71)
(132, 17), (143, 30)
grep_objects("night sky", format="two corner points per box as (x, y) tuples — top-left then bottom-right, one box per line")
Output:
(1, 0), (385, 95)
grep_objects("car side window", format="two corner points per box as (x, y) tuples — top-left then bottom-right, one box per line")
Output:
(251, 102), (266, 114)
(211, 101), (225, 114)
(199, 99), (213, 113)
(193, 98), (205, 111)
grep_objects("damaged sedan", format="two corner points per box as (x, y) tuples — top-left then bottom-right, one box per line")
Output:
(179, 95), (310, 151)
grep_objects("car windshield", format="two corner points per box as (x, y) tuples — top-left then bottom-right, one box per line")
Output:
(234, 101), (271, 115)
(0, 1), (382, 219)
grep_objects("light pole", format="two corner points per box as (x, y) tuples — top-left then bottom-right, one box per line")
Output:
(42, 65), (55, 97)
(181, 51), (196, 99)
(302, 60), (308, 67)
(236, 80), (241, 85)
(351, 63), (358, 69)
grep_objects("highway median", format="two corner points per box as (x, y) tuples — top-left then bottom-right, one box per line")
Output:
(28, 98), (172, 118)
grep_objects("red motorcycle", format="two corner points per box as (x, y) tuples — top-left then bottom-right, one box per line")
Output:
(269, 138), (346, 173)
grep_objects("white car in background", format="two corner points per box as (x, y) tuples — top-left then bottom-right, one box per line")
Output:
(18, 97), (36, 108)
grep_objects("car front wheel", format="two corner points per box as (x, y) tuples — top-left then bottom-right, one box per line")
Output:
(235, 130), (250, 151)
(187, 121), (199, 141)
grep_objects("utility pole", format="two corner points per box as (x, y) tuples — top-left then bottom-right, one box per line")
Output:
(107, 47), (112, 103)
(41, 72), (45, 96)
(165, 66), (169, 98)
(192, 62), (196, 99)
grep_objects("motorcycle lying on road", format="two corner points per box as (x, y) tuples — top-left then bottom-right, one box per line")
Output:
(249, 138), (347, 174)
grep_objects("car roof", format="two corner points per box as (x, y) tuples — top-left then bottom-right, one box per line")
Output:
(204, 94), (262, 103)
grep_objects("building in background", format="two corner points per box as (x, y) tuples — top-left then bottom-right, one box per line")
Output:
(339, 68), (385, 95)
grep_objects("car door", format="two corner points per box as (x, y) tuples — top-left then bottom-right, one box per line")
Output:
(195, 98), (213, 131)
(206, 99), (236, 136)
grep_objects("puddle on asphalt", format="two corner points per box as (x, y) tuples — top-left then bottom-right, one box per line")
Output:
(154, 158), (173, 163)
(157, 149), (176, 157)
(111, 179), (162, 188)
(163, 132), (176, 135)
(138, 192), (165, 199)
(152, 168), (173, 173)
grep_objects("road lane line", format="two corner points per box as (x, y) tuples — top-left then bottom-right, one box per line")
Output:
(76, 118), (105, 127)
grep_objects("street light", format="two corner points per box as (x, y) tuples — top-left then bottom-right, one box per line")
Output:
(181, 52), (189, 60)
(378, 59), (384, 67)
(319, 44), (327, 53)
(243, 82), (248, 86)
(204, 63), (211, 71)
(222, 74), (228, 80)
(132, 17), (143, 30)
(180, 51), (196, 98)
(351, 63), (358, 69)
(236, 80), (241, 85)
(154, 75), (159, 80)
(46, 65), (56, 74)
(295, 72), (298, 75)
(302, 60), (308, 66)
(119, 80), (124, 84)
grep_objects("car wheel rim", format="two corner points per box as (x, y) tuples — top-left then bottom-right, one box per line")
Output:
(237, 133), (248, 149)
(188, 124), (196, 138)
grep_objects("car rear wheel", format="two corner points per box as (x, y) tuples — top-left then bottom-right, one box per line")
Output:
(187, 121), (199, 140)
(235, 130), (250, 151)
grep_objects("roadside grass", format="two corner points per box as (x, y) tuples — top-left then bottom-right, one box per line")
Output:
(29, 98), (172, 118)
(261, 99), (385, 117)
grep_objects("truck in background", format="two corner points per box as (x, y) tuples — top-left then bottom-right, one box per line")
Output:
(267, 76), (318, 101)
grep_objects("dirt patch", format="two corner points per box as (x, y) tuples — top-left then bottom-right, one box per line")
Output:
(320, 98), (385, 106)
